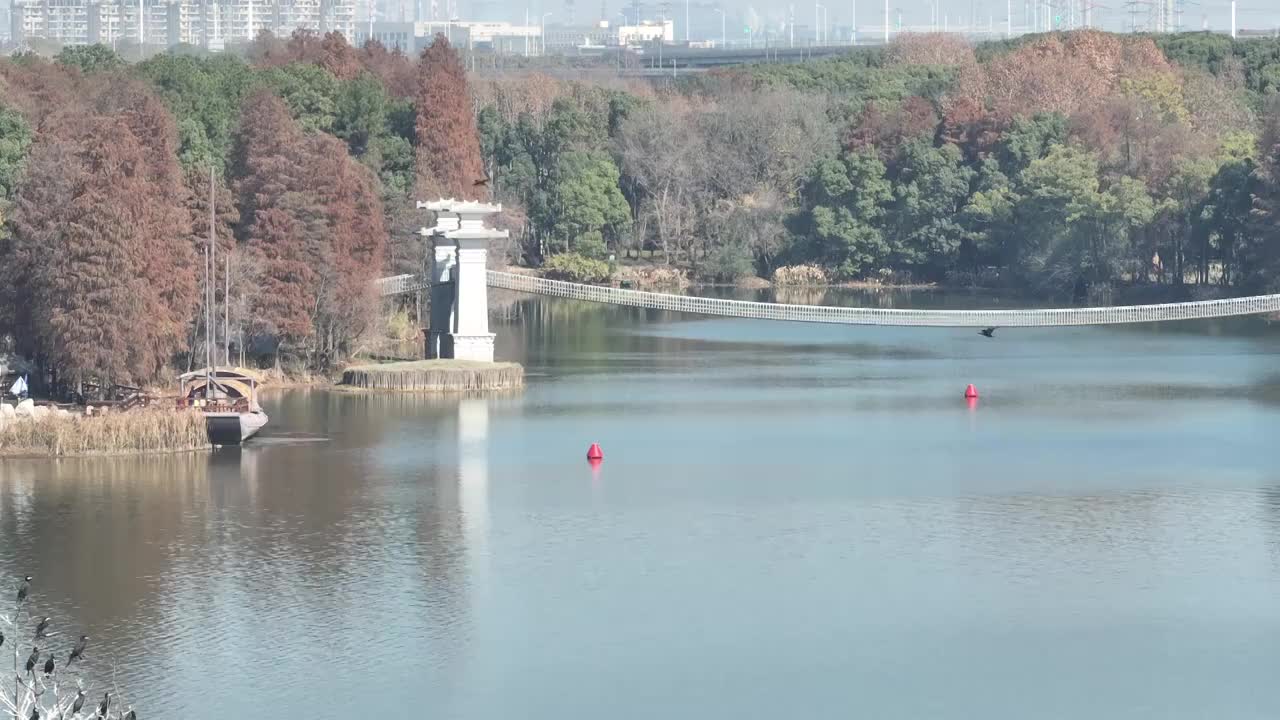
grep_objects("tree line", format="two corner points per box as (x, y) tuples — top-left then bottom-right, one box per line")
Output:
(478, 31), (1280, 301)
(3, 29), (1280, 385)
(0, 33), (481, 387)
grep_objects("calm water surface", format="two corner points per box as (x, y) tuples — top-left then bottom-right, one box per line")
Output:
(4, 292), (1280, 719)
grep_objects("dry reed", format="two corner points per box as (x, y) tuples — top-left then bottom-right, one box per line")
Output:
(340, 360), (524, 392)
(616, 265), (691, 289)
(0, 409), (210, 457)
(772, 264), (830, 287)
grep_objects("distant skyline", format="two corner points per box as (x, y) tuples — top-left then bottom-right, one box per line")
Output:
(447, 0), (1278, 38)
(2, 0), (1278, 45)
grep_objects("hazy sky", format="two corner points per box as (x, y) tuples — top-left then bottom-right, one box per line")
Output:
(504, 0), (1279, 37)
(2, 0), (1275, 45)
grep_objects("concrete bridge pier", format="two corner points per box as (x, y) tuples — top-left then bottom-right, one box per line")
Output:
(424, 212), (458, 360)
(421, 199), (509, 363)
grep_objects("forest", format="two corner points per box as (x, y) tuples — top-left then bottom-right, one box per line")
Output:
(2, 29), (1280, 384)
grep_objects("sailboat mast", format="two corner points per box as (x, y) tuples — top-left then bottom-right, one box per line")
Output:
(209, 165), (216, 365)
(224, 253), (230, 366)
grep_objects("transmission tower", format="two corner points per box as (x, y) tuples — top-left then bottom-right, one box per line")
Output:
(1123, 0), (1161, 32)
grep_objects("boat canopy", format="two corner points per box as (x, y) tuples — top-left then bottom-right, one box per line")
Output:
(179, 367), (264, 400)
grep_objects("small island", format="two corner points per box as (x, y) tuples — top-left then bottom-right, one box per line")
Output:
(339, 359), (524, 392)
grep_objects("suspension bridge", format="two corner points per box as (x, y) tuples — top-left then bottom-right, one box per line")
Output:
(395, 198), (1280, 368)
(377, 269), (1280, 328)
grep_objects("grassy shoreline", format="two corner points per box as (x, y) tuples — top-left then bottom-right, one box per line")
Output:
(0, 409), (210, 458)
(339, 360), (525, 392)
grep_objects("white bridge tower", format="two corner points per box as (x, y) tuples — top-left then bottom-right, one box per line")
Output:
(420, 199), (508, 363)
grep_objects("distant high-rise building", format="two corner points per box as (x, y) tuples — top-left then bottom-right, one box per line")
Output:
(10, 0), (46, 42)
(43, 0), (89, 44)
(9, 0), (357, 49)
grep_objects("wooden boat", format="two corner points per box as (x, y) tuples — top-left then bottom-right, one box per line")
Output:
(178, 367), (268, 445)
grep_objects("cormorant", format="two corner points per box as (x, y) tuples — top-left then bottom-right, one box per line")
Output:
(43, 654), (55, 675)
(34, 616), (50, 639)
(123, 710), (136, 720)
(17, 575), (32, 604)
(26, 646), (40, 674)
(96, 692), (110, 718)
(72, 690), (86, 715)
(68, 635), (88, 665)
(979, 327), (997, 338)
(28, 707), (38, 720)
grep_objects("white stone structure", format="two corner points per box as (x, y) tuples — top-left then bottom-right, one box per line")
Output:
(419, 199), (508, 363)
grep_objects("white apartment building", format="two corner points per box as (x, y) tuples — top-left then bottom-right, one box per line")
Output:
(10, 0), (46, 42)
(42, 0), (88, 44)
(11, 0), (356, 49)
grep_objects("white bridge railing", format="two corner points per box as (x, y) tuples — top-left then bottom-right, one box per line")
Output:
(376, 271), (1280, 327)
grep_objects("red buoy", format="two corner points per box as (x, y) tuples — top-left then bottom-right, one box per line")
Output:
(587, 443), (604, 460)
(964, 384), (979, 399)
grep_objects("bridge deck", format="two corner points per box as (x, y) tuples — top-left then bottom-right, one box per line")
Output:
(375, 272), (1280, 327)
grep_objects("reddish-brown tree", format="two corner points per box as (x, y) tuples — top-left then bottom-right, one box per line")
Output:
(0, 56), (80, 126)
(951, 30), (1177, 126)
(232, 89), (306, 233)
(359, 41), (417, 98)
(97, 79), (200, 368)
(414, 35), (485, 201)
(319, 32), (364, 81)
(232, 90), (388, 366)
(887, 33), (976, 67)
(7, 111), (194, 383)
(847, 97), (940, 161)
(245, 29), (291, 67)
(303, 133), (388, 362)
(232, 91), (317, 356)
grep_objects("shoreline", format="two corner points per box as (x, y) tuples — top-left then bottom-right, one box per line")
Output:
(339, 359), (525, 393)
(511, 264), (1231, 301)
(0, 445), (211, 460)
(0, 408), (210, 459)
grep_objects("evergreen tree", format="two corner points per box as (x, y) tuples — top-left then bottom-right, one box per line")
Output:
(795, 150), (892, 278)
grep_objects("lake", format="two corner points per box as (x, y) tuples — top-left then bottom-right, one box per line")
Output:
(4, 291), (1280, 719)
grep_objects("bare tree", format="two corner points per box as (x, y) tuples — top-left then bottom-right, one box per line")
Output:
(697, 88), (838, 203)
(617, 100), (704, 264)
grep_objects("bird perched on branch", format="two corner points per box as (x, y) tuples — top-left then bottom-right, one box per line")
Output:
(28, 706), (38, 720)
(43, 653), (55, 675)
(34, 616), (50, 639)
(26, 646), (40, 675)
(123, 710), (137, 720)
(68, 635), (88, 665)
(17, 575), (32, 604)
(72, 690), (86, 715)
(97, 692), (110, 718)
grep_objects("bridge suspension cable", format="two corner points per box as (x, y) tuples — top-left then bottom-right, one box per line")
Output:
(376, 271), (1280, 327)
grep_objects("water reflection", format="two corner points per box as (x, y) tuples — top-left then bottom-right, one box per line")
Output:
(459, 398), (489, 591)
(0, 394), (501, 718)
(3, 294), (1280, 719)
